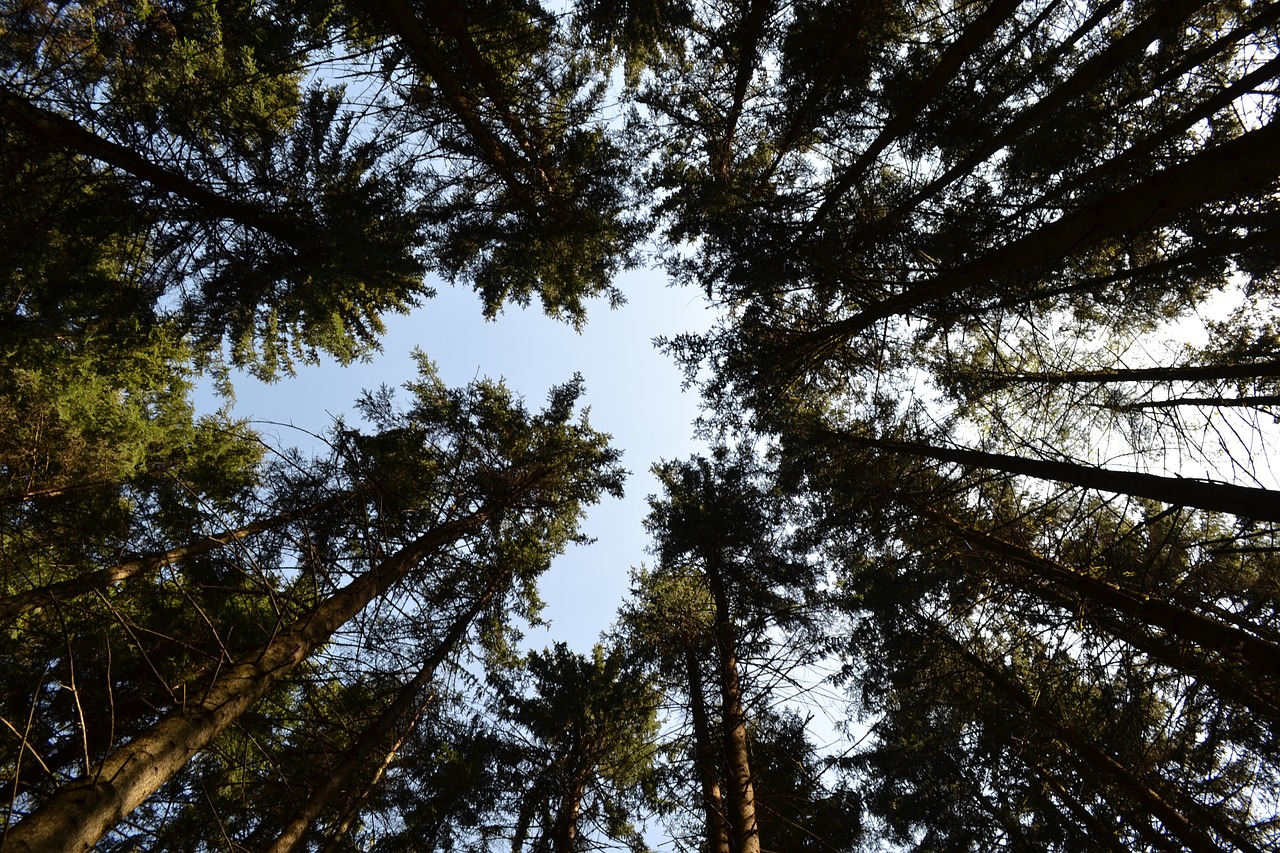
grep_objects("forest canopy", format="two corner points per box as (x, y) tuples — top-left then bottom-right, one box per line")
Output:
(2, 0), (1279, 851)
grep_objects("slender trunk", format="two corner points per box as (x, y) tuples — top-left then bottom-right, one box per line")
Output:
(1048, 586), (1280, 726)
(317, 709), (427, 853)
(265, 583), (499, 853)
(1, 511), (488, 853)
(980, 219), (1280, 316)
(805, 114), (1280, 346)
(0, 494), (348, 625)
(822, 0), (1201, 234)
(1018, 754), (1132, 853)
(811, 0), (1023, 221)
(548, 769), (591, 853)
(961, 358), (1280, 389)
(686, 645), (732, 853)
(920, 505), (1280, 684)
(1120, 394), (1280, 410)
(416, 0), (551, 190)
(369, 0), (532, 200)
(714, 0), (775, 183)
(941, 632), (1224, 853)
(1003, 45), (1280, 241)
(824, 429), (1280, 522)
(703, 556), (760, 853)
(0, 87), (303, 245)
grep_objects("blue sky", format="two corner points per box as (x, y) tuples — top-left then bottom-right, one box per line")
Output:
(199, 267), (714, 651)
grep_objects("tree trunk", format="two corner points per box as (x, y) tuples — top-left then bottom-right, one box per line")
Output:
(686, 645), (732, 853)
(265, 582), (499, 853)
(811, 0), (1024, 220)
(367, 0), (533, 200)
(804, 113), (1280, 346)
(921, 505), (1280, 684)
(822, 0), (1202, 235)
(703, 555), (760, 853)
(825, 429), (1280, 522)
(1, 510), (488, 853)
(964, 358), (1280, 388)
(942, 631), (1224, 853)
(1121, 394), (1280, 410)
(1017, 753), (1133, 853)
(0, 494), (348, 625)
(713, 0), (776, 183)
(0, 87), (304, 245)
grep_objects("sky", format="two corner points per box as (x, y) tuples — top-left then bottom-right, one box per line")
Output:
(198, 267), (716, 652)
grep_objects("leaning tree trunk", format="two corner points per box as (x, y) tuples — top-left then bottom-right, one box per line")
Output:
(920, 506), (1280, 686)
(265, 580), (501, 853)
(0, 86), (305, 244)
(0, 492), (350, 625)
(803, 113), (1280, 344)
(825, 429), (1280, 522)
(2, 510), (488, 853)
(941, 629), (1227, 853)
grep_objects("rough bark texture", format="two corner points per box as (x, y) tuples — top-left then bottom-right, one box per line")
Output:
(265, 584), (497, 853)
(828, 430), (1280, 522)
(2, 512), (486, 853)
(686, 646), (732, 853)
(704, 556), (760, 853)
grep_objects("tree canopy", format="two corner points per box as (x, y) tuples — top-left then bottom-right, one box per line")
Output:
(2, 0), (1279, 850)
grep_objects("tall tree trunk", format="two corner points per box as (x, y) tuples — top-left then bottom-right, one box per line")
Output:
(811, 0), (1024, 220)
(703, 556), (760, 853)
(940, 630), (1224, 853)
(0, 493), (349, 625)
(1016, 753), (1133, 853)
(0, 87), (304, 244)
(1, 510), (489, 853)
(686, 645), (732, 853)
(713, 0), (776, 183)
(368, 0), (534, 200)
(824, 429), (1280, 522)
(819, 0), (1203, 234)
(961, 358), (1280, 388)
(802, 114), (1280, 347)
(265, 582), (500, 853)
(920, 505), (1280, 684)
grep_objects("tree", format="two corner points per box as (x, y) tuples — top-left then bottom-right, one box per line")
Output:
(6, 0), (1280, 847)
(491, 642), (661, 853)
(351, 0), (645, 326)
(1, 363), (623, 852)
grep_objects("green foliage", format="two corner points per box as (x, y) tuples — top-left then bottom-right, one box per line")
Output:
(5, 0), (1280, 849)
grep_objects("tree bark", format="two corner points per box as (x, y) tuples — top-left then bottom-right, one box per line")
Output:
(962, 358), (1280, 389)
(920, 505), (1280, 684)
(0, 494), (348, 625)
(0, 87), (305, 245)
(265, 583), (499, 853)
(810, 0), (1024, 222)
(1, 510), (488, 853)
(824, 429), (1280, 522)
(685, 645), (732, 853)
(801, 114), (1280, 350)
(941, 631), (1224, 853)
(823, 0), (1202, 235)
(368, 0), (534, 200)
(703, 555), (760, 853)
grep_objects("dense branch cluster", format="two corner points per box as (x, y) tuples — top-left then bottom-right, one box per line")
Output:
(2, 0), (1279, 850)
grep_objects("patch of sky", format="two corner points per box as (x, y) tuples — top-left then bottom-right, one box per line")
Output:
(195, 266), (717, 652)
